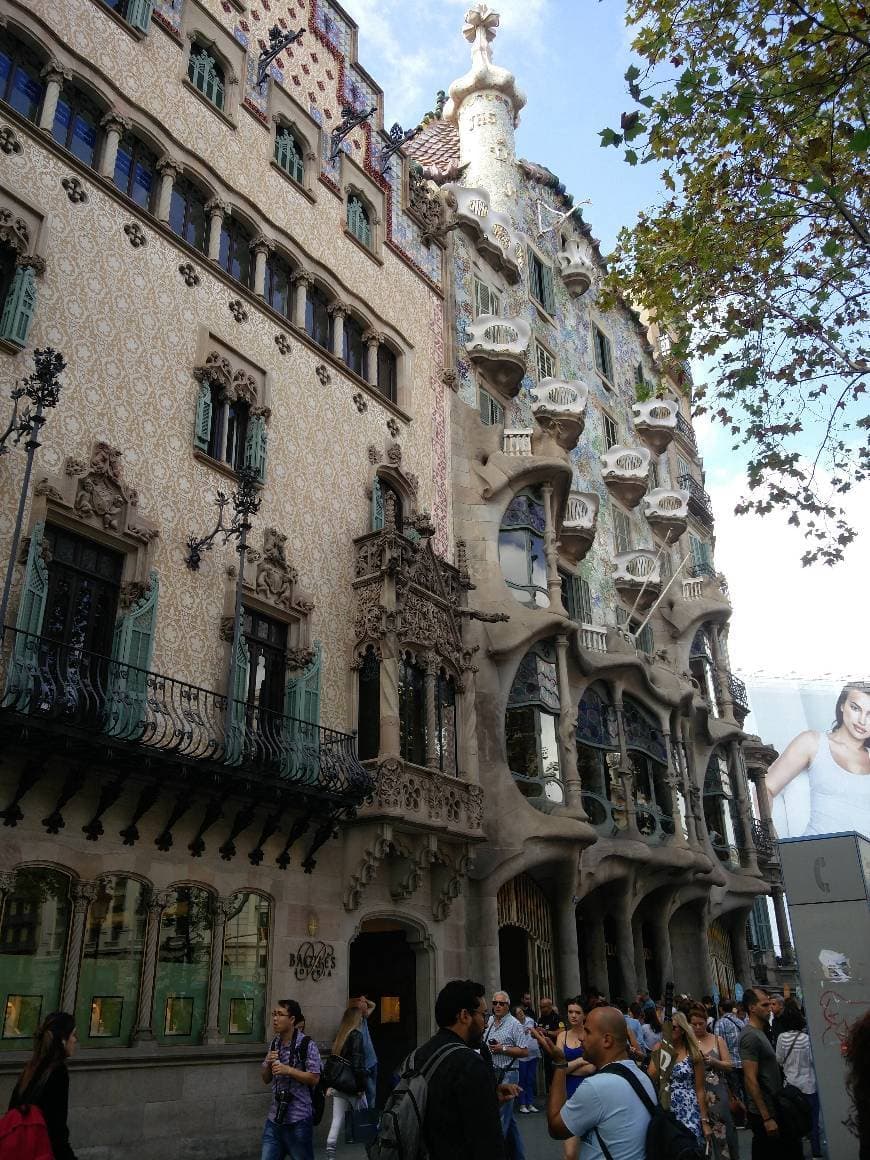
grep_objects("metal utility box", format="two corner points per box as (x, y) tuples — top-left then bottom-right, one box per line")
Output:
(779, 833), (870, 1160)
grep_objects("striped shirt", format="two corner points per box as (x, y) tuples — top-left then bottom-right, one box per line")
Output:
(484, 1012), (528, 1080)
(714, 1014), (744, 1068)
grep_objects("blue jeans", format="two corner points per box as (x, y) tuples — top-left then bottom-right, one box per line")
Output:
(808, 1090), (822, 1156)
(260, 1116), (314, 1160)
(517, 1058), (537, 1105)
(365, 1064), (378, 1110)
(503, 1104), (526, 1160)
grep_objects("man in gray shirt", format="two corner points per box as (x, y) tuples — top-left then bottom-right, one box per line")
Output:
(739, 987), (801, 1159)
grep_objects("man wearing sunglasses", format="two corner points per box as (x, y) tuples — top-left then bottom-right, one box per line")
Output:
(486, 991), (530, 1159)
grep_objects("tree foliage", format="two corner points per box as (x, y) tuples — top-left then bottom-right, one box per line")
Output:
(601, 0), (869, 564)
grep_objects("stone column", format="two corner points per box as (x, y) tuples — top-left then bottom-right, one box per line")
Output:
(554, 633), (585, 816)
(614, 902), (638, 999)
(155, 156), (181, 222)
(729, 740), (759, 875)
(458, 656), (480, 784)
(98, 111), (130, 179)
(132, 889), (171, 1045)
(709, 629), (734, 720)
(470, 887), (501, 994)
(362, 329), (382, 388)
(38, 62), (70, 132)
(541, 483), (565, 612)
(206, 198), (228, 263)
(654, 909), (674, 992)
(680, 716), (701, 847)
(697, 908), (715, 997)
(329, 302), (348, 361)
(203, 896), (232, 1045)
(770, 884), (794, 964)
(554, 891), (581, 1002)
(251, 235), (273, 298)
(579, 901), (608, 995)
(730, 911), (754, 988)
(632, 918), (648, 995)
(291, 269), (312, 329)
(613, 686), (640, 837)
(60, 881), (97, 1014)
(423, 652), (438, 769)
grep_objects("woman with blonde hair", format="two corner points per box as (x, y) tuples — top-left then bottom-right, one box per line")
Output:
(7, 1011), (78, 1159)
(648, 1010), (712, 1147)
(325, 1005), (367, 1160)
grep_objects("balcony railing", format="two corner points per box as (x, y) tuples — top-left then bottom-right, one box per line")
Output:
(752, 819), (778, 862)
(727, 671), (750, 714)
(678, 473), (714, 525)
(0, 627), (372, 800)
(675, 411), (698, 452)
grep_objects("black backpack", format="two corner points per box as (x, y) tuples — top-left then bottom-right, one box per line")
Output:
(270, 1033), (326, 1127)
(595, 1063), (704, 1160)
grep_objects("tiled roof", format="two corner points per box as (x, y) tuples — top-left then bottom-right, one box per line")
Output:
(406, 119), (461, 179)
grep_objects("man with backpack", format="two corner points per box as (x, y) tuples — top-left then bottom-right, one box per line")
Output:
(369, 979), (513, 1160)
(260, 998), (322, 1160)
(534, 1005), (657, 1159)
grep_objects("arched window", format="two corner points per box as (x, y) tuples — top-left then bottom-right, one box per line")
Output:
(357, 645), (380, 760)
(347, 194), (371, 247)
(113, 131), (158, 211)
(52, 82), (102, 168)
(0, 867), (72, 1047)
(377, 345), (397, 403)
(274, 125), (304, 184)
(371, 476), (403, 533)
(343, 314), (366, 378)
(505, 640), (563, 808)
(0, 29), (45, 122)
(168, 175), (208, 252)
(576, 684), (623, 832)
(153, 885), (213, 1044)
(219, 891), (270, 1040)
(218, 215), (253, 288)
(704, 750), (740, 862)
(499, 490), (549, 608)
(188, 42), (224, 110)
(399, 652), (426, 766)
(622, 695), (673, 840)
(265, 250), (293, 320)
(75, 875), (147, 1046)
(436, 668), (458, 775)
(305, 283), (332, 351)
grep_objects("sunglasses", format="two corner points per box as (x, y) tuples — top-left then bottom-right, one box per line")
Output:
(492, 1000), (509, 1006)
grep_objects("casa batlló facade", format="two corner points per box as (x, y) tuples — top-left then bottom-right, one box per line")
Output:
(0, 0), (789, 1155)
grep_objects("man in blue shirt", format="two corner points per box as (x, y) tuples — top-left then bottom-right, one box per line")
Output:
(535, 1006), (655, 1160)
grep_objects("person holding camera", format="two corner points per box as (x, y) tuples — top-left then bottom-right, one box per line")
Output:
(261, 998), (322, 1160)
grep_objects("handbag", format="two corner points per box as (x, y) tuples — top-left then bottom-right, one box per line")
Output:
(323, 1052), (359, 1095)
(774, 1033), (812, 1139)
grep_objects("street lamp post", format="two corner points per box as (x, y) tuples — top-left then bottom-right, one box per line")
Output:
(0, 348), (66, 637)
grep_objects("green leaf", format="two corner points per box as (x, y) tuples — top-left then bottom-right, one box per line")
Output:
(599, 127), (623, 148)
(624, 149), (638, 165)
(848, 127), (870, 153)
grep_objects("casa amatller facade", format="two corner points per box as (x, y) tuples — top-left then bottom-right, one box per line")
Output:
(0, 0), (791, 1155)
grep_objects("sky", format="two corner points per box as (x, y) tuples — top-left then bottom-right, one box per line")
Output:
(339, 0), (868, 685)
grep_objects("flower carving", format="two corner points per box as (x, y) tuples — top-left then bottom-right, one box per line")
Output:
(228, 298), (249, 323)
(352, 392), (367, 413)
(315, 364), (331, 385)
(0, 127), (22, 155)
(124, 222), (147, 248)
(386, 417), (400, 437)
(178, 262), (200, 287)
(61, 176), (87, 204)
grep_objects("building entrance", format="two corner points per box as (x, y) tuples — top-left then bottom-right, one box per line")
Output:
(708, 919), (736, 997)
(348, 920), (418, 1106)
(497, 873), (554, 1007)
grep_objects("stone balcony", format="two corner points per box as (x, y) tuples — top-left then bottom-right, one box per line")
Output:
(632, 399), (678, 454)
(466, 314), (532, 396)
(643, 487), (689, 543)
(446, 185), (524, 283)
(577, 624), (608, 653)
(531, 377), (588, 452)
(612, 549), (662, 610)
(556, 237), (595, 297)
(503, 428), (533, 456)
(600, 445), (651, 508)
(358, 759), (485, 840)
(559, 489), (599, 563)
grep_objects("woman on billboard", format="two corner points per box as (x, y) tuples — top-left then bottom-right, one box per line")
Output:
(766, 682), (870, 837)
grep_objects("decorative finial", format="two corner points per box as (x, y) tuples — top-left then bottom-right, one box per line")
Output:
(463, 4), (500, 65)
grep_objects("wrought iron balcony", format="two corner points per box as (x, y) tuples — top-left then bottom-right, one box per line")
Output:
(678, 473), (715, 526)
(632, 399), (677, 455)
(465, 314), (532, 397)
(0, 626), (372, 802)
(752, 819), (778, 862)
(727, 671), (750, 715)
(675, 411), (698, 453)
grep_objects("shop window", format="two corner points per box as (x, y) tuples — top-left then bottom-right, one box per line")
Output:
(75, 875), (147, 1046)
(0, 30), (45, 123)
(436, 669), (458, 775)
(376, 345), (397, 403)
(219, 892), (270, 1041)
(356, 645), (380, 760)
(498, 489), (549, 609)
(0, 868), (71, 1050)
(305, 283), (332, 351)
(399, 652), (426, 766)
(52, 83), (102, 168)
(188, 42), (225, 110)
(274, 125), (304, 184)
(113, 132), (158, 211)
(505, 640), (563, 806)
(479, 388), (504, 427)
(592, 324), (614, 386)
(264, 251), (293, 320)
(218, 215), (254, 288)
(153, 886), (213, 1044)
(168, 176), (209, 253)
(346, 194), (371, 247)
(343, 314), (367, 379)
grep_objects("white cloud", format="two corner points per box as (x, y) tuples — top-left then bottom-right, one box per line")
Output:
(708, 474), (869, 682)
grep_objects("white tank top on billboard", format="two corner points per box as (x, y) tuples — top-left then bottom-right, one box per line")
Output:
(804, 732), (870, 837)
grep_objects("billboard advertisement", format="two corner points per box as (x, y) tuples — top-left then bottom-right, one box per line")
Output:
(744, 680), (870, 840)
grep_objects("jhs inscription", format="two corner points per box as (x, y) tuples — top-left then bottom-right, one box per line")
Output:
(467, 111), (498, 129)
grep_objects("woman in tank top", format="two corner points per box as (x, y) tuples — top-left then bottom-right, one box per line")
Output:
(766, 682), (870, 837)
(555, 998), (596, 1160)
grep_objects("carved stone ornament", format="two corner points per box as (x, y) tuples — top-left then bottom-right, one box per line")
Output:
(228, 298), (249, 323)
(61, 176), (87, 204)
(124, 222), (147, 248)
(315, 364), (331, 385)
(255, 526), (299, 610)
(352, 392), (368, 413)
(386, 417), (400, 438)
(0, 126), (22, 155)
(0, 209), (29, 254)
(441, 369), (458, 391)
(119, 576), (153, 611)
(386, 442), (402, 466)
(178, 262), (200, 287)
(407, 166), (448, 242)
(367, 445), (381, 464)
(275, 332), (291, 355)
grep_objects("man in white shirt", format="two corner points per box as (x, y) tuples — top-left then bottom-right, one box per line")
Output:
(486, 991), (529, 1156)
(536, 1006), (655, 1160)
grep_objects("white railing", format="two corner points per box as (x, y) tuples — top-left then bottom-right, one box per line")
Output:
(682, 578), (704, 600)
(466, 313), (532, 356)
(563, 490), (599, 531)
(503, 429), (533, 456)
(579, 624), (607, 652)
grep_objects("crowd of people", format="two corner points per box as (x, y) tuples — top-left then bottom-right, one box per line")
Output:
(3, 985), (868, 1160)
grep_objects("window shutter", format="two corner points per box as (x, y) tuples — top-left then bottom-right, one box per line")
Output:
(224, 634), (250, 766)
(283, 642), (321, 783)
(371, 476), (385, 531)
(244, 411), (267, 483)
(193, 381), (212, 453)
(107, 572), (158, 737)
(573, 575), (592, 624)
(542, 264), (555, 315)
(0, 265), (37, 348)
(6, 520), (49, 708)
(126, 0), (154, 32)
